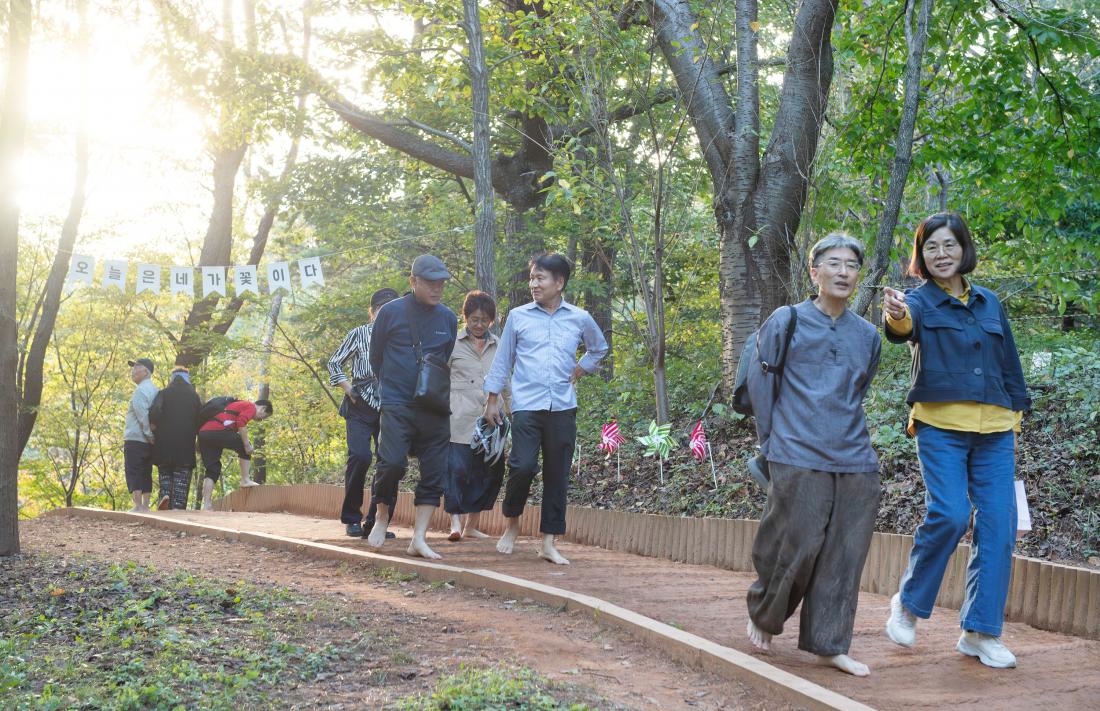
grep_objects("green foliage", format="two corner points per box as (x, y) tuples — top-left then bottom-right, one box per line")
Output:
(396, 667), (592, 711)
(0, 557), (345, 710)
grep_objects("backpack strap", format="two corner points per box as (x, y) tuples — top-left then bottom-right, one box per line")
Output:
(760, 305), (798, 375)
(764, 305), (798, 403)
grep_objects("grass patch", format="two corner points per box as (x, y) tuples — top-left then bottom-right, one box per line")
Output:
(0, 554), (351, 710)
(372, 566), (420, 584)
(396, 667), (594, 711)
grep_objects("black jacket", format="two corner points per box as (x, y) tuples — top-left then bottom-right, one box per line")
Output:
(150, 376), (202, 468)
(369, 294), (457, 406)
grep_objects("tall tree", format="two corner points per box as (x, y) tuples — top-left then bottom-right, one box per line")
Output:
(646, 0), (843, 394)
(853, 0), (934, 317)
(462, 0), (497, 298)
(17, 0), (91, 457)
(0, 0), (32, 556)
(152, 0), (309, 369)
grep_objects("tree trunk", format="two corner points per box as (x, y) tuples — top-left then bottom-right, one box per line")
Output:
(651, 0), (841, 396)
(581, 239), (614, 381)
(462, 0), (497, 299)
(0, 0), (32, 556)
(251, 293), (282, 484)
(174, 142), (247, 368)
(503, 208), (544, 314)
(854, 0), (934, 317)
(17, 0), (90, 457)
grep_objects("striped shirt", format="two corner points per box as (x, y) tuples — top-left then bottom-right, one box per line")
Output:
(327, 323), (380, 410)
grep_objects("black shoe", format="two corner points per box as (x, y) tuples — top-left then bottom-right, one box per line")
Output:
(346, 522), (363, 537)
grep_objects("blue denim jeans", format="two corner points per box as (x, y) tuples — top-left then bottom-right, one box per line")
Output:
(899, 422), (1016, 636)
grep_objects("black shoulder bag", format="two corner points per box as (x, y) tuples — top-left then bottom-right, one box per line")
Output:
(404, 298), (451, 415)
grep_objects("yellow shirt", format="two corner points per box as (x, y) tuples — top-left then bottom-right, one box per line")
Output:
(884, 279), (1022, 436)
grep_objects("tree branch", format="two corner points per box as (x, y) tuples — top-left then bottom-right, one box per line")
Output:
(989, 0), (1070, 138)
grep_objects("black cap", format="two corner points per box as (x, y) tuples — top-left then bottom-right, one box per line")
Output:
(128, 358), (155, 373)
(411, 254), (451, 280)
(370, 287), (400, 307)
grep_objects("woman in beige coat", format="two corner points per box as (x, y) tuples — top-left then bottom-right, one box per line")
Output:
(445, 291), (508, 539)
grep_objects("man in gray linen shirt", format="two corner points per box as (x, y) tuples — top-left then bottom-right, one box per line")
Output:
(744, 234), (882, 678)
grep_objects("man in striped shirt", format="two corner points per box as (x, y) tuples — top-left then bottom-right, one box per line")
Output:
(327, 287), (399, 537)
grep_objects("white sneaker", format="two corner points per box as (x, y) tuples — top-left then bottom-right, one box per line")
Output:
(885, 593), (918, 647)
(957, 631), (1017, 669)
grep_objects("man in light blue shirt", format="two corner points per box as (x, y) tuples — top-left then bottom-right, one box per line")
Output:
(483, 253), (608, 564)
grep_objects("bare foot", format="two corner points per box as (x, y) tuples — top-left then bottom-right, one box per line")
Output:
(497, 526), (519, 554)
(464, 528), (490, 539)
(240, 480), (260, 488)
(447, 530), (462, 542)
(366, 520), (390, 548)
(747, 620), (772, 651)
(407, 538), (442, 560)
(820, 654), (869, 677)
(538, 546), (570, 565)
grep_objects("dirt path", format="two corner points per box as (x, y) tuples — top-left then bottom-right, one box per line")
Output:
(128, 509), (1100, 711)
(19, 515), (792, 710)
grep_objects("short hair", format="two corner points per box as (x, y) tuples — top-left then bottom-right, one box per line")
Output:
(809, 233), (866, 268)
(462, 290), (497, 320)
(908, 211), (978, 280)
(529, 253), (572, 288)
(255, 399), (273, 415)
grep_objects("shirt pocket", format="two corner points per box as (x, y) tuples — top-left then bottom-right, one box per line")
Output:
(919, 314), (967, 387)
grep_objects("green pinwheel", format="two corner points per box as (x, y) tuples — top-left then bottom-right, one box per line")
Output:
(637, 421), (676, 483)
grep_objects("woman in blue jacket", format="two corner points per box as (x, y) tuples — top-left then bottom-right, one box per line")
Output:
(881, 212), (1030, 669)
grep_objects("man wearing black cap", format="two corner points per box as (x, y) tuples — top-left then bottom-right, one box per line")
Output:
(124, 358), (159, 512)
(327, 286), (400, 538)
(366, 255), (458, 558)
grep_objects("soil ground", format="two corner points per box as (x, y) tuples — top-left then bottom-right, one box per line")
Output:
(13, 514), (795, 710)
(116, 508), (1100, 711)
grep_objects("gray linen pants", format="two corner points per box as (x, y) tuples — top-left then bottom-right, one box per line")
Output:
(746, 462), (880, 656)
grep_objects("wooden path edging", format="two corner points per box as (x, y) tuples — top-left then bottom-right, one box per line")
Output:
(217, 484), (1100, 641)
(61, 506), (873, 711)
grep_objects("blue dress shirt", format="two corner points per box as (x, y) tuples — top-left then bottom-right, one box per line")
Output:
(483, 298), (609, 412)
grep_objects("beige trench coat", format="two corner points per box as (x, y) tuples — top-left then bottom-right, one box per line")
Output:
(449, 327), (509, 445)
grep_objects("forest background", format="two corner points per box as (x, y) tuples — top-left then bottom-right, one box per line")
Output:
(1, 0), (1098, 562)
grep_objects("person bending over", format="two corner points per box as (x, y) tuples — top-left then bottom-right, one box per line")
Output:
(197, 399), (273, 510)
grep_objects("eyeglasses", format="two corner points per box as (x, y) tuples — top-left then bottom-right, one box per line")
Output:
(922, 240), (961, 256)
(818, 259), (861, 273)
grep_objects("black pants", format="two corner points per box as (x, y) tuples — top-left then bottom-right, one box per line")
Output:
(372, 403), (449, 509)
(502, 409), (576, 535)
(124, 441), (154, 494)
(158, 466), (193, 509)
(340, 396), (381, 526)
(198, 429), (249, 484)
(445, 442), (505, 514)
